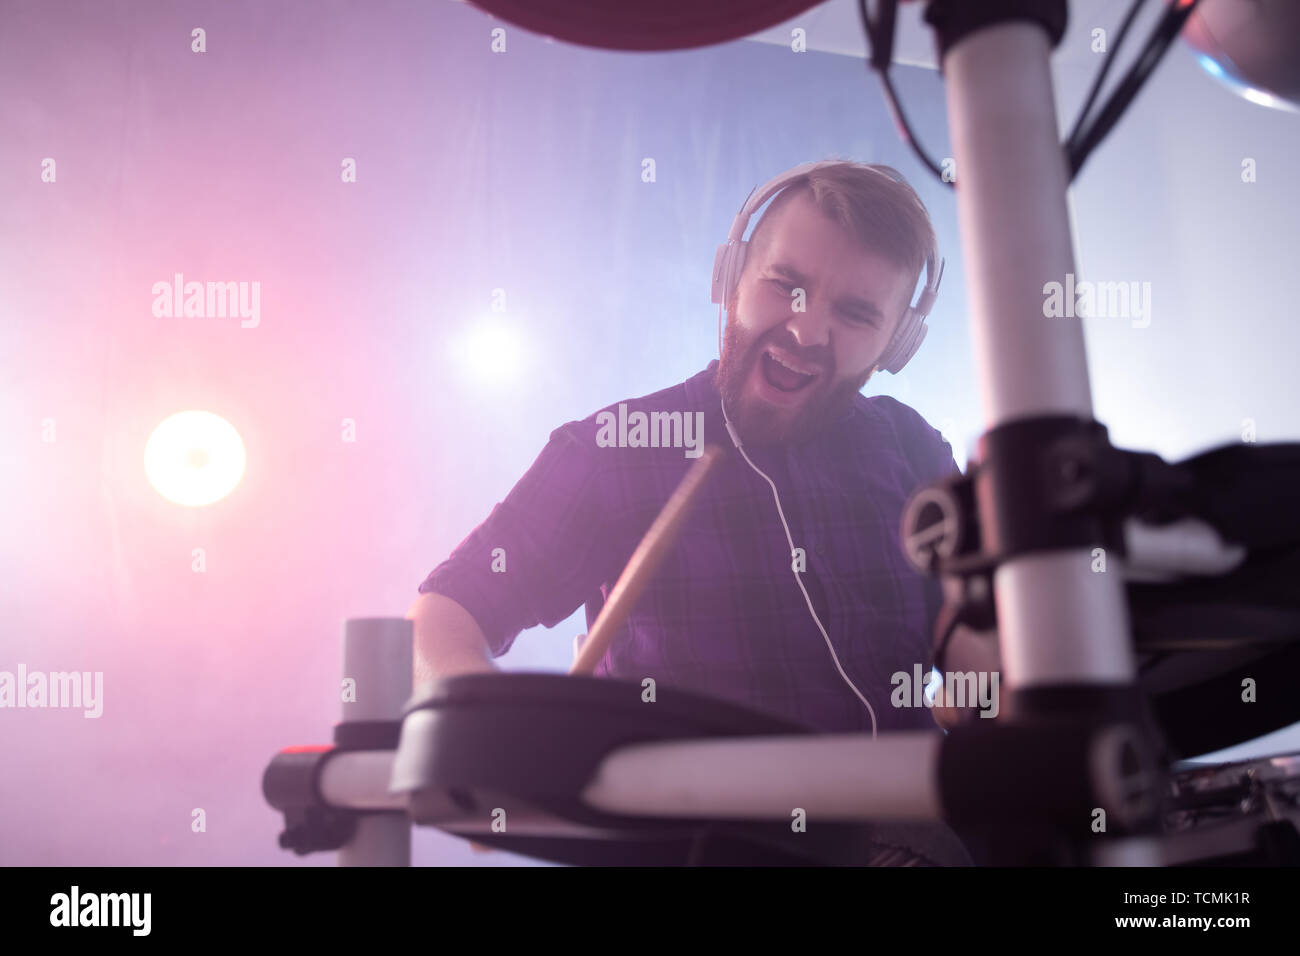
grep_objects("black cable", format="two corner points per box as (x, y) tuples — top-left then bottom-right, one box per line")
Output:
(858, 0), (951, 187)
(878, 68), (949, 183)
(1067, 0), (1148, 146)
(1067, 0), (1202, 178)
(858, 0), (1202, 186)
(925, 596), (964, 677)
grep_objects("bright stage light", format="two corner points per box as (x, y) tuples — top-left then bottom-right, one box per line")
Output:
(451, 318), (525, 387)
(144, 410), (246, 507)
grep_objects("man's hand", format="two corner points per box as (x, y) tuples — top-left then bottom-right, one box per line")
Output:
(928, 618), (1003, 731)
(930, 680), (975, 731)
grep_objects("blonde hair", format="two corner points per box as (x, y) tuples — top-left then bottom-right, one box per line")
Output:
(747, 160), (936, 296)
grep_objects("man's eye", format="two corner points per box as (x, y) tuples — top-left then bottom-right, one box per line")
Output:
(769, 278), (795, 292)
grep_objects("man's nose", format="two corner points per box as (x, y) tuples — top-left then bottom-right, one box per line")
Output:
(784, 296), (832, 350)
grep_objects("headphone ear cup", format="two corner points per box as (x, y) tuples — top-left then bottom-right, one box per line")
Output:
(712, 241), (747, 311)
(878, 309), (927, 374)
(723, 241), (748, 313)
(891, 316), (928, 373)
(711, 243), (732, 306)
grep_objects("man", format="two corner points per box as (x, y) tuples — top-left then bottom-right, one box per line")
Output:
(410, 160), (959, 737)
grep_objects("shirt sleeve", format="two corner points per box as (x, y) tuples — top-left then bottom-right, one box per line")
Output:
(913, 413), (961, 485)
(416, 420), (609, 659)
(887, 397), (961, 487)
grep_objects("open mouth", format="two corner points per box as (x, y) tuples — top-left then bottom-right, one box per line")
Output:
(759, 348), (820, 393)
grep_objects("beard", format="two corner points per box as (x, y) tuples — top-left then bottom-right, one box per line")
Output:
(716, 310), (874, 447)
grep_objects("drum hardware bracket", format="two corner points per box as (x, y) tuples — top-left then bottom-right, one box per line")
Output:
(902, 413), (1205, 678)
(903, 416), (1189, 862)
(940, 713), (1166, 861)
(901, 414), (1196, 586)
(263, 719), (404, 855)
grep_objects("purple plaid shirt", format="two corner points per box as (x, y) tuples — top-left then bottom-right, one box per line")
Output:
(418, 360), (959, 734)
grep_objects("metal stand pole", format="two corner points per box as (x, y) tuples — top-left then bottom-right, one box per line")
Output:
(943, 19), (1137, 690)
(931, 4), (1159, 863)
(337, 617), (412, 866)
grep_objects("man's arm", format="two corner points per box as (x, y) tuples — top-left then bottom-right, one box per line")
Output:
(406, 591), (498, 687)
(410, 420), (611, 686)
(405, 591), (504, 854)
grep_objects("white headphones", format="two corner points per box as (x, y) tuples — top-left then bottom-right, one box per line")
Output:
(710, 160), (944, 374)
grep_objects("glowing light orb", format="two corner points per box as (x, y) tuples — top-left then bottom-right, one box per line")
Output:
(144, 410), (246, 507)
(451, 318), (525, 386)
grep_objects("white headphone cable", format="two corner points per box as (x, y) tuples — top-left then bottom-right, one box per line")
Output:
(717, 303), (879, 738)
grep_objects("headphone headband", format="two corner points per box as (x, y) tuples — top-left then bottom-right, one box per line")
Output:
(711, 161), (944, 374)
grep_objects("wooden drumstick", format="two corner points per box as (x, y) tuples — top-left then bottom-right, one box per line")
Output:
(570, 443), (728, 676)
